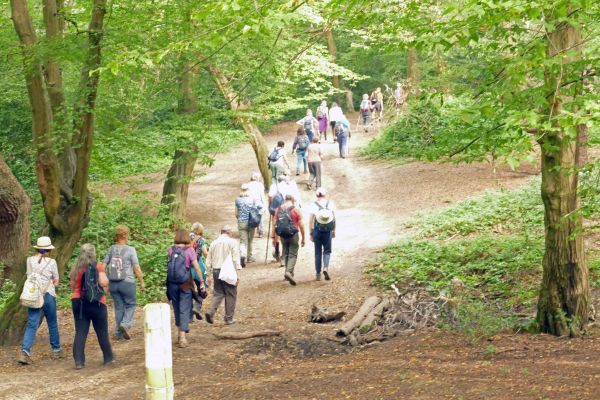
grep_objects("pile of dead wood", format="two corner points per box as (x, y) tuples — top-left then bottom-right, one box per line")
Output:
(332, 286), (446, 347)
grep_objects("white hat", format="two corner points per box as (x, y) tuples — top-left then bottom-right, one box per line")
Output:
(316, 187), (327, 197)
(315, 207), (334, 225)
(240, 183), (249, 191)
(34, 236), (55, 250)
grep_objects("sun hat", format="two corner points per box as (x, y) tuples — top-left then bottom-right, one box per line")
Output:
(34, 236), (55, 250)
(316, 188), (327, 197)
(315, 207), (334, 225)
(221, 224), (233, 234)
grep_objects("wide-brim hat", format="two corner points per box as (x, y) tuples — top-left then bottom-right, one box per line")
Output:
(34, 236), (55, 250)
(315, 209), (334, 225)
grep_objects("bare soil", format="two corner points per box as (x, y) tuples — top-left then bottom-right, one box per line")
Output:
(2, 117), (599, 400)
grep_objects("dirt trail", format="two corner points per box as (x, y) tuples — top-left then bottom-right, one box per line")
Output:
(4, 116), (599, 400)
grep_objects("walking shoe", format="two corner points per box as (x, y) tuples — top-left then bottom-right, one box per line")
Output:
(241, 256), (246, 268)
(225, 319), (237, 325)
(74, 364), (84, 370)
(178, 334), (188, 348)
(323, 270), (331, 281)
(118, 325), (131, 340)
(284, 272), (297, 286)
(51, 349), (65, 360)
(103, 359), (116, 367)
(205, 313), (214, 324)
(17, 351), (32, 365)
(316, 273), (321, 281)
(272, 251), (280, 263)
(247, 257), (256, 263)
(193, 310), (203, 321)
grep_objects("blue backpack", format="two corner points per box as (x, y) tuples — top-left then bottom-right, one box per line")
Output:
(167, 246), (190, 284)
(269, 192), (284, 216)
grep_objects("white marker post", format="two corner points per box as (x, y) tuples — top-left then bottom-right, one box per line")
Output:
(144, 303), (174, 400)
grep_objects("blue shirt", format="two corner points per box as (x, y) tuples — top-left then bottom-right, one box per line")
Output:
(236, 196), (258, 222)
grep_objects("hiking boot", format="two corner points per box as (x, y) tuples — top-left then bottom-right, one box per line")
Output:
(323, 270), (331, 281)
(247, 257), (256, 263)
(205, 313), (214, 324)
(272, 251), (280, 263)
(316, 273), (321, 281)
(241, 257), (246, 268)
(103, 359), (116, 367)
(118, 325), (131, 340)
(178, 333), (188, 348)
(284, 272), (297, 286)
(225, 319), (237, 326)
(51, 349), (65, 360)
(17, 351), (32, 365)
(74, 364), (84, 370)
(193, 310), (203, 321)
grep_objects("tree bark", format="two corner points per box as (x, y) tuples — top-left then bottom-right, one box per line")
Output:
(161, 62), (199, 219)
(207, 64), (271, 190)
(336, 296), (381, 337)
(0, 155), (31, 345)
(324, 28), (353, 111)
(407, 47), (420, 97)
(536, 21), (589, 336)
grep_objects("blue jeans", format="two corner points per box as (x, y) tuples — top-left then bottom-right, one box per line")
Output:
(314, 230), (333, 274)
(296, 150), (308, 174)
(21, 292), (61, 355)
(168, 283), (193, 332)
(306, 129), (314, 143)
(337, 133), (348, 157)
(109, 280), (137, 336)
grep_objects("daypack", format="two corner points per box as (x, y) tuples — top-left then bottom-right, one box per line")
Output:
(316, 108), (324, 118)
(297, 135), (310, 151)
(315, 201), (335, 232)
(334, 121), (346, 136)
(275, 206), (299, 238)
(82, 263), (104, 303)
(360, 100), (371, 114)
(269, 192), (284, 216)
(107, 246), (126, 282)
(303, 118), (313, 132)
(268, 147), (282, 163)
(20, 258), (52, 308)
(167, 246), (190, 284)
(248, 204), (262, 229)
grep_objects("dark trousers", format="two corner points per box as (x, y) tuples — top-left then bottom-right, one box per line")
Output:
(72, 299), (113, 366)
(314, 230), (333, 274)
(208, 270), (237, 323)
(168, 283), (193, 332)
(308, 161), (322, 188)
(281, 234), (300, 276)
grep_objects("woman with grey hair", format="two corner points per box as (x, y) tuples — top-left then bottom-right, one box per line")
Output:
(235, 183), (261, 266)
(247, 172), (267, 237)
(70, 243), (114, 369)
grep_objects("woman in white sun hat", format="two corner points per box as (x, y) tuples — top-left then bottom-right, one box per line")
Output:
(18, 236), (63, 365)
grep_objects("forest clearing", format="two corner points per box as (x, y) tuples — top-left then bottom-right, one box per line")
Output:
(1, 0), (599, 399)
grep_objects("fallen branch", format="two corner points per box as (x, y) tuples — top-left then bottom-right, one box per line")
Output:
(359, 298), (392, 334)
(213, 330), (281, 340)
(336, 296), (381, 337)
(309, 304), (346, 323)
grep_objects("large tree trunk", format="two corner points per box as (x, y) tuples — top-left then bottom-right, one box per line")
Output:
(324, 28), (353, 111)
(0, 155), (31, 344)
(207, 64), (271, 190)
(407, 47), (420, 97)
(161, 62), (199, 219)
(536, 21), (589, 336)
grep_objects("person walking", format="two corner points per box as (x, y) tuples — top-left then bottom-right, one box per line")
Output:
(296, 109), (319, 143)
(69, 243), (114, 369)
(103, 225), (145, 340)
(329, 102), (344, 142)
(268, 141), (289, 186)
(334, 117), (351, 158)
(247, 172), (267, 238)
(190, 222), (208, 320)
(307, 136), (323, 190)
(18, 236), (63, 365)
(359, 94), (372, 132)
(273, 194), (306, 286)
(205, 225), (242, 325)
(308, 188), (337, 281)
(394, 82), (405, 113)
(235, 183), (261, 267)
(166, 229), (204, 348)
(292, 127), (310, 176)
(316, 100), (329, 141)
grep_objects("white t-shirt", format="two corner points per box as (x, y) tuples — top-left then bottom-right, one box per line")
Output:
(247, 180), (266, 210)
(270, 147), (287, 166)
(26, 255), (59, 297)
(329, 106), (344, 122)
(269, 180), (302, 208)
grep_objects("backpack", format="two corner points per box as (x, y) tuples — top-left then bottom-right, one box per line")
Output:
(315, 201), (335, 232)
(20, 258), (52, 308)
(360, 100), (371, 113)
(107, 246), (126, 282)
(248, 204), (262, 229)
(297, 135), (310, 151)
(334, 121), (345, 136)
(269, 192), (284, 216)
(303, 118), (313, 132)
(167, 246), (190, 284)
(268, 147), (282, 163)
(275, 206), (299, 238)
(316, 108), (324, 118)
(82, 263), (104, 303)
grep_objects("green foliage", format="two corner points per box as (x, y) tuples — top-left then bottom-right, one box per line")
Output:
(0, 279), (17, 313)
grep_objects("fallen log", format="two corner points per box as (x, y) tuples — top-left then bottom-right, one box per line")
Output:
(309, 304), (346, 323)
(359, 298), (392, 334)
(213, 330), (281, 340)
(336, 296), (381, 337)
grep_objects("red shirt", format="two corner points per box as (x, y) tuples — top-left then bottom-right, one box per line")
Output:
(71, 262), (107, 304)
(274, 205), (301, 227)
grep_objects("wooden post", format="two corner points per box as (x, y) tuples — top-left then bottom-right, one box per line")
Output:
(144, 303), (174, 400)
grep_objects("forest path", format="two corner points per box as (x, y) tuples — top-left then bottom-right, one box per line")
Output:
(6, 115), (593, 400)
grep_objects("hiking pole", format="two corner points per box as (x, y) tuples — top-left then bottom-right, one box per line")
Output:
(265, 214), (272, 264)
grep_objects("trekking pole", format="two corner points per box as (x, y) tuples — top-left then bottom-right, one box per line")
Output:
(264, 214), (272, 264)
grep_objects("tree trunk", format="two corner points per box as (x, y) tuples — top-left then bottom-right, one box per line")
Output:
(0, 155), (31, 345)
(407, 47), (420, 97)
(324, 28), (353, 111)
(161, 62), (199, 219)
(536, 22), (589, 336)
(207, 64), (271, 190)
